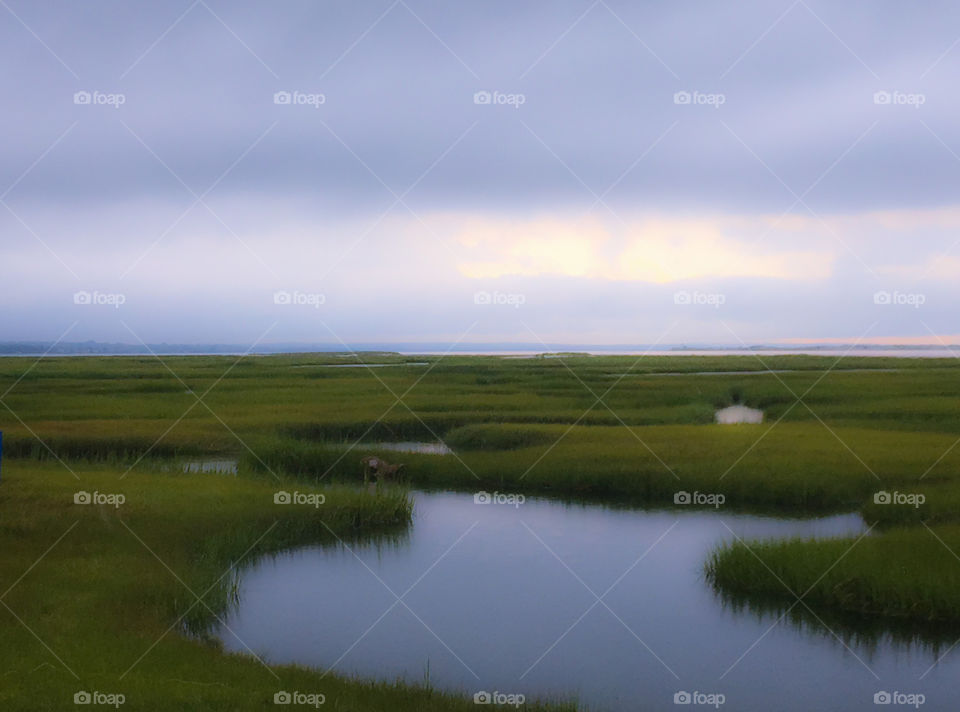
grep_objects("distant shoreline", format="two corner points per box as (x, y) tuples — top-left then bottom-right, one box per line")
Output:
(0, 346), (957, 358)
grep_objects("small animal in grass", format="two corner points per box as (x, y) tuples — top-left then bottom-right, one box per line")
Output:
(360, 456), (406, 484)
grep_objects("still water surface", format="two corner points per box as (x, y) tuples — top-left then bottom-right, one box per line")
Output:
(216, 491), (957, 711)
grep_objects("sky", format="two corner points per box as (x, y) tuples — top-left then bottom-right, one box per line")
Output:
(2, 0), (959, 347)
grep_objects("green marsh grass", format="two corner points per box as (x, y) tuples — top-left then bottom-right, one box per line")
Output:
(5, 350), (960, 689)
(248, 421), (960, 511)
(705, 526), (960, 623)
(0, 462), (575, 711)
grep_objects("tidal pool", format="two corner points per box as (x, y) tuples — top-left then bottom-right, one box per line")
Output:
(293, 362), (430, 368)
(182, 459), (238, 474)
(360, 441), (453, 455)
(215, 492), (956, 711)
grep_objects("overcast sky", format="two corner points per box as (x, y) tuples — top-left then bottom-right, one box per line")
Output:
(2, 0), (959, 347)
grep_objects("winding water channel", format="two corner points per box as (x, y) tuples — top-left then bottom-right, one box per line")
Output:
(216, 491), (956, 711)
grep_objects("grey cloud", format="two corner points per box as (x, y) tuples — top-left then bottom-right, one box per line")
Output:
(3, 0), (960, 213)
(3, 0), (960, 344)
